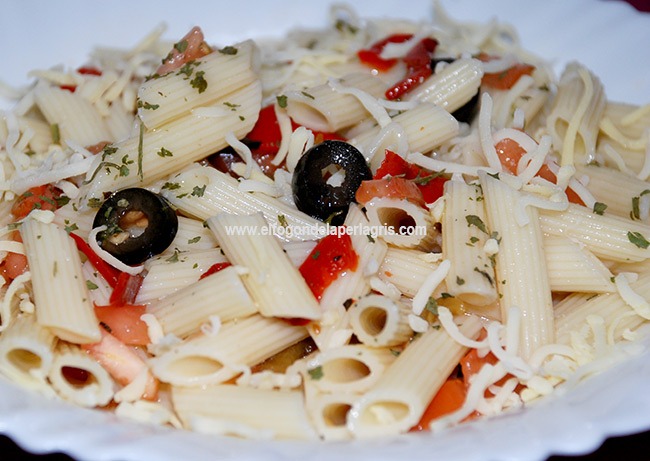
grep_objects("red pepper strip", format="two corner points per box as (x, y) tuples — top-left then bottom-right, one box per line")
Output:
(374, 150), (448, 204)
(357, 33), (413, 71)
(385, 37), (438, 100)
(199, 262), (232, 280)
(59, 66), (103, 92)
(77, 66), (102, 76)
(299, 232), (358, 300)
(248, 105), (345, 146)
(109, 272), (144, 306)
(242, 105), (345, 178)
(281, 317), (312, 326)
(69, 232), (121, 288)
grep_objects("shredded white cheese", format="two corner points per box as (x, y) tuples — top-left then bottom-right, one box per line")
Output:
(411, 259), (451, 315)
(614, 273), (650, 319)
(88, 226), (144, 275)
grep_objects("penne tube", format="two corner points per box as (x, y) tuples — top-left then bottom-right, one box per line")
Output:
(363, 197), (437, 250)
(207, 212), (321, 320)
(149, 314), (308, 386)
(305, 391), (357, 440)
(575, 164), (650, 221)
(79, 80), (262, 204)
(34, 83), (113, 147)
(165, 216), (219, 252)
(479, 171), (554, 359)
(347, 315), (482, 437)
(172, 384), (317, 440)
(303, 344), (396, 394)
(20, 218), (101, 344)
(161, 163), (325, 242)
(0, 314), (56, 385)
(348, 294), (412, 347)
(407, 58), (483, 114)
(138, 40), (260, 130)
(442, 179), (497, 306)
(136, 248), (228, 304)
(147, 266), (257, 338)
(554, 272), (650, 345)
(285, 73), (387, 132)
(377, 247), (440, 298)
(539, 203), (650, 263)
(350, 102), (459, 170)
(48, 342), (115, 407)
(543, 234), (615, 293)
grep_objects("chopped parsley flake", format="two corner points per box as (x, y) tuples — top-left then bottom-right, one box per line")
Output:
(137, 100), (160, 110)
(162, 182), (181, 190)
(593, 201), (607, 216)
(628, 231), (650, 249)
(64, 221), (79, 234)
(276, 95), (288, 108)
(190, 70), (208, 93)
(219, 46), (238, 55)
(192, 185), (207, 197)
(424, 297), (438, 316)
(308, 366), (324, 380)
(86, 280), (99, 290)
(174, 40), (188, 53)
(223, 101), (240, 111)
(466, 215), (488, 234)
(157, 147), (173, 158)
(50, 123), (61, 145)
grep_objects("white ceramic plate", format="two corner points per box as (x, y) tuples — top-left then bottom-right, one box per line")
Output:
(1, 1), (650, 460)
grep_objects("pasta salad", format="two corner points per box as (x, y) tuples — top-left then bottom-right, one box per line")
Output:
(0, 2), (649, 442)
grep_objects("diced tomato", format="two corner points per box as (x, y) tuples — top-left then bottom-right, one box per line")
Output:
(69, 233), (121, 288)
(85, 141), (111, 155)
(355, 177), (425, 207)
(374, 149), (421, 180)
(482, 63), (535, 90)
(11, 184), (62, 219)
(357, 34), (413, 72)
(247, 105), (283, 145)
(199, 262), (232, 280)
(494, 138), (584, 205)
(2, 252), (28, 280)
(82, 329), (158, 400)
(495, 137), (525, 174)
(94, 304), (150, 346)
(156, 26), (212, 75)
(109, 272), (144, 306)
(410, 378), (469, 432)
(0, 231), (28, 281)
(374, 150), (448, 204)
(460, 347), (500, 388)
(299, 232), (358, 300)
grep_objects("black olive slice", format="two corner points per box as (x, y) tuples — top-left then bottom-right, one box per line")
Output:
(92, 188), (178, 265)
(292, 140), (371, 226)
